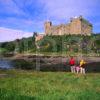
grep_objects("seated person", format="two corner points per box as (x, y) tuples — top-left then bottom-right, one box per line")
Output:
(75, 64), (80, 74)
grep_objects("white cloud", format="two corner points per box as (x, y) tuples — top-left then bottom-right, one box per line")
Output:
(39, 0), (99, 22)
(0, 27), (33, 42)
(0, 17), (45, 33)
(0, 0), (25, 15)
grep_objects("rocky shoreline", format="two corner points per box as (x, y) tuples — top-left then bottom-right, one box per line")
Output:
(11, 54), (100, 63)
(1, 54), (100, 72)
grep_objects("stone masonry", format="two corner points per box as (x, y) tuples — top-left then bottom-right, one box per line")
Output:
(44, 16), (93, 35)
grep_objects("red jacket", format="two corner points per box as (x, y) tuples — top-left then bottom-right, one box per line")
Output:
(69, 58), (75, 65)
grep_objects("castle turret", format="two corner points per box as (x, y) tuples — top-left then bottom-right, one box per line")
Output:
(70, 16), (92, 35)
(44, 21), (52, 35)
(70, 16), (82, 35)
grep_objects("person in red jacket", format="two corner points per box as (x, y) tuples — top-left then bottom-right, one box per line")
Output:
(69, 57), (75, 73)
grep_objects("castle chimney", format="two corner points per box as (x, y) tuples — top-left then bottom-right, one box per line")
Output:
(44, 21), (52, 35)
(70, 17), (73, 22)
(79, 15), (82, 19)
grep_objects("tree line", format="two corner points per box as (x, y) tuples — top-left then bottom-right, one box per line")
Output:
(0, 34), (100, 55)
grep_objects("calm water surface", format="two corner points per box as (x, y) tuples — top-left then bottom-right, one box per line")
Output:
(0, 58), (13, 69)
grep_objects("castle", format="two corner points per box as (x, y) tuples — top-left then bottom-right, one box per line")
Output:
(44, 16), (93, 35)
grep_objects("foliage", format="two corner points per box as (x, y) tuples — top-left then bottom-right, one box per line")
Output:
(0, 48), (8, 54)
(0, 42), (15, 52)
(0, 34), (100, 55)
(13, 59), (36, 70)
(37, 34), (100, 54)
(0, 34), (36, 54)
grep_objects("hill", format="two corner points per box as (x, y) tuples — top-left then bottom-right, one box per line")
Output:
(0, 34), (100, 56)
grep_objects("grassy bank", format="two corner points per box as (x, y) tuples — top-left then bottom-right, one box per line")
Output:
(0, 70), (100, 100)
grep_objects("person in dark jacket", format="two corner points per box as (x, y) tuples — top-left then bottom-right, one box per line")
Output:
(69, 57), (75, 73)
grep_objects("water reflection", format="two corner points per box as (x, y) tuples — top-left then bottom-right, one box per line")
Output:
(0, 58), (13, 69)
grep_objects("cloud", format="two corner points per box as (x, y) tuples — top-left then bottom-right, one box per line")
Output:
(39, 0), (100, 22)
(1, 0), (99, 28)
(0, 17), (45, 32)
(0, 0), (25, 15)
(0, 0), (46, 33)
(0, 27), (33, 42)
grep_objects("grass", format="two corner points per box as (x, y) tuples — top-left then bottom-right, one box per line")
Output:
(0, 70), (100, 100)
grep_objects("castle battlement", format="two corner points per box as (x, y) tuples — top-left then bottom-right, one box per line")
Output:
(44, 16), (93, 35)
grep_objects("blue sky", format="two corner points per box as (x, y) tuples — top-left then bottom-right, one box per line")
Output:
(0, 0), (100, 42)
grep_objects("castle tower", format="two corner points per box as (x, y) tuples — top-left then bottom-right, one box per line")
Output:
(80, 17), (92, 35)
(70, 16), (82, 35)
(44, 21), (52, 35)
(70, 16), (92, 35)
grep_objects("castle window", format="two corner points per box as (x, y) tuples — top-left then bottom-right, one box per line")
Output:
(80, 18), (82, 21)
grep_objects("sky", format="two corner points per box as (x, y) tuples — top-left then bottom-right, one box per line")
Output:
(0, 0), (100, 42)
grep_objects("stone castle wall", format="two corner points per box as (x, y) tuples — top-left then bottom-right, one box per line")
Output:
(44, 16), (93, 35)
